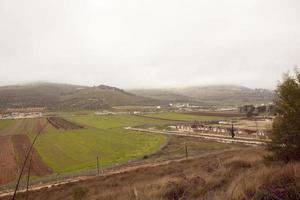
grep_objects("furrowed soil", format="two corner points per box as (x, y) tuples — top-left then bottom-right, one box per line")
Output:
(11, 135), (52, 176)
(0, 118), (51, 185)
(0, 136), (18, 185)
(47, 117), (83, 130)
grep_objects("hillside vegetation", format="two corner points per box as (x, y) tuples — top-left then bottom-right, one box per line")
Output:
(0, 83), (160, 110)
(130, 85), (274, 106)
(0, 83), (274, 110)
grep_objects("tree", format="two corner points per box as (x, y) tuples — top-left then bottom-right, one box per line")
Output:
(230, 123), (235, 138)
(268, 69), (300, 161)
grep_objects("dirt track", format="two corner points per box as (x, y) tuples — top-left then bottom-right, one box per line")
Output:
(11, 135), (52, 176)
(0, 136), (18, 185)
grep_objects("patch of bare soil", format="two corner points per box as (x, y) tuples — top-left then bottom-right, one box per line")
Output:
(11, 135), (52, 176)
(47, 117), (83, 130)
(0, 136), (18, 185)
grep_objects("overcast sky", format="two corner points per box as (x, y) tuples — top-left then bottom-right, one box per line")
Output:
(0, 0), (299, 89)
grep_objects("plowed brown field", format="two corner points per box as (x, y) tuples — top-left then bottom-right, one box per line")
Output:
(11, 135), (52, 176)
(47, 117), (83, 130)
(0, 136), (18, 185)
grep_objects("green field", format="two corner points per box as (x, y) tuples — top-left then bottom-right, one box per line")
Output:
(142, 112), (227, 121)
(3, 112), (231, 176)
(0, 119), (17, 135)
(31, 114), (169, 173)
(67, 114), (172, 129)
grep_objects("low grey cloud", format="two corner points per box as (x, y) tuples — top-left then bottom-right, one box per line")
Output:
(0, 0), (299, 89)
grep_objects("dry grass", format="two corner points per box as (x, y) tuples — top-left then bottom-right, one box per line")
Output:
(219, 162), (300, 200)
(2, 147), (300, 200)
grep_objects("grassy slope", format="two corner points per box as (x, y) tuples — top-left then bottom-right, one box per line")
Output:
(142, 112), (227, 121)
(8, 147), (299, 200)
(142, 136), (243, 163)
(32, 115), (168, 173)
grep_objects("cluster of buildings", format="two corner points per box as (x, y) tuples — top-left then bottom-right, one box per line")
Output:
(239, 103), (275, 115)
(95, 111), (117, 115)
(169, 103), (192, 108)
(0, 112), (43, 119)
(173, 120), (270, 137)
(168, 103), (203, 112)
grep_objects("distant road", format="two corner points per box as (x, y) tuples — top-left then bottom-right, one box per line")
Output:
(134, 114), (188, 122)
(125, 127), (269, 146)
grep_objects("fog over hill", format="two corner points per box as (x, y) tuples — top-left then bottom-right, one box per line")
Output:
(130, 85), (274, 106)
(0, 83), (274, 110)
(1, 0), (299, 89)
(0, 82), (160, 110)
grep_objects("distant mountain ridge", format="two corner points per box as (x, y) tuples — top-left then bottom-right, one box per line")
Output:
(0, 82), (160, 110)
(0, 83), (275, 110)
(129, 85), (274, 106)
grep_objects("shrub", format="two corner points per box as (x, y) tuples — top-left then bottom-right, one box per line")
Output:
(72, 186), (89, 200)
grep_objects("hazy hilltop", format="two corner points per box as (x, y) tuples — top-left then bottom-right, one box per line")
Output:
(0, 83), (274, 110)
(130, 85), (274, 106)
(0, 82), (160, 110)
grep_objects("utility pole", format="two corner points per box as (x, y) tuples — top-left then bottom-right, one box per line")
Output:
(96, 156), (100, 175)
(185, 143), (188, 158)
(231, 123), (235, 138)
(254, 118), (259, 136)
